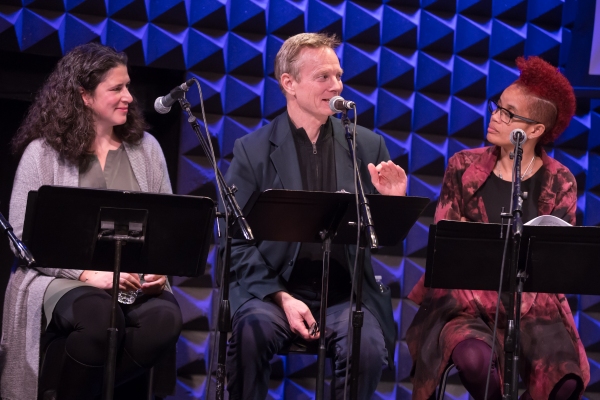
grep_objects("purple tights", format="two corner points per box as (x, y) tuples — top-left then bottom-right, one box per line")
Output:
(451, 339), (579, 400)
(452, 339), (502, 400)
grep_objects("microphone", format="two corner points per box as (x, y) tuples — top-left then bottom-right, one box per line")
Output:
(510, 129), (527, 145)
(0, 212), (35, 266)
(154, 78), (195, 114)
(329, 96), (356, 113)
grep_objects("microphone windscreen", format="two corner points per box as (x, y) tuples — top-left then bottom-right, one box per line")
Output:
(510, 129), (527, 145)
(329, 96), (344, 113)
(154, 97), (171, 114)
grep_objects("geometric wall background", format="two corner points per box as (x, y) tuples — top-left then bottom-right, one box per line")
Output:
(1, 0), (600, 399)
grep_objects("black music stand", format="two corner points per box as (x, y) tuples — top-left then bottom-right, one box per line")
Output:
(23, 185), (216, 400)
(425, 220), (600, 398)
(238, 189), (429, 399)
(425, 220), (600, 295)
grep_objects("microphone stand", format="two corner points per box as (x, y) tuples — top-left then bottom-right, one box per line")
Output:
(340, 110), (378, 400)
(0, 211), (35, 266)
(177, 96), (253, 400)
(502, 136), (526, 400)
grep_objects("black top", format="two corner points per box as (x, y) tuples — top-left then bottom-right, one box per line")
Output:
(480, 166), (545, 224)
(286, 116), (352, 306)
(289, 116), (337, 192)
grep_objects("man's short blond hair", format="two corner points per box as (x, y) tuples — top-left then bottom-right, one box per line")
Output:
(274, 32), (341, 92)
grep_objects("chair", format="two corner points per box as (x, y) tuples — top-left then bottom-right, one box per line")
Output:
(436, 363), (456, 400)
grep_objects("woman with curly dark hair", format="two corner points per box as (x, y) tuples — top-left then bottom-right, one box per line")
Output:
(0, 43), (182, 400)
(11, 43), (146, 164)
(406, 56), (590, 400)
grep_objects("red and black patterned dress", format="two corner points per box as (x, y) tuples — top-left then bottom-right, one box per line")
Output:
(406, 145), (590, 400)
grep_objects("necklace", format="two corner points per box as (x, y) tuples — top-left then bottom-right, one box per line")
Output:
(496, 156), (535, 180)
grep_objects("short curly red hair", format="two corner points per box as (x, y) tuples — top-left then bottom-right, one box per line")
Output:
(513, 56), (576, 144)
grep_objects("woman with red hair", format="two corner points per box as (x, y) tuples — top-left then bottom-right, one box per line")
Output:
(407, 56), (590, 399)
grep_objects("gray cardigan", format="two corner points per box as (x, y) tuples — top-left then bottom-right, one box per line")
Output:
(0, 133), (172, 400)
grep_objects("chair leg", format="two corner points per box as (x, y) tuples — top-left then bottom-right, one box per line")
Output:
(146, 367), (154, 400)
(329, 356), (335, 399)
(437, 363), (455, 400)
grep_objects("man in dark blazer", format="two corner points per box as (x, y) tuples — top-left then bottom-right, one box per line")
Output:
(224, 32), (407, 399)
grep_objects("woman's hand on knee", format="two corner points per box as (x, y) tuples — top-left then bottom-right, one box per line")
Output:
(141, 274), (167, 295)
(79, 270), (142, 291)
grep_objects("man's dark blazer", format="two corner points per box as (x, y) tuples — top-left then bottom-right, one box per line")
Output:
(222, 111), (397, 366)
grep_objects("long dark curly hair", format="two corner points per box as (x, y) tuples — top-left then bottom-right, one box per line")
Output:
(11, 42), (146, 165)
